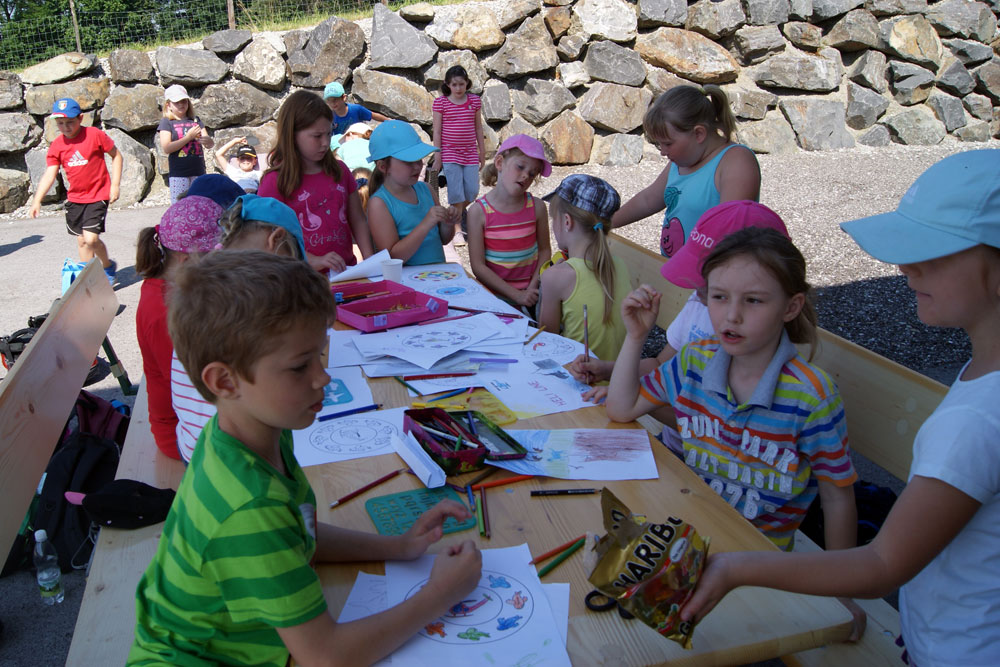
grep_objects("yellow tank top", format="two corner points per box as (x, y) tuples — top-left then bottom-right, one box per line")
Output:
(561, 255), (631, 362)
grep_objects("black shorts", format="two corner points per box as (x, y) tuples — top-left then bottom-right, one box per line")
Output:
(65, 201), (108, 236)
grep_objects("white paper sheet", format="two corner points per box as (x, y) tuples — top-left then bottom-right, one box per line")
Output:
(385, 544), (571, 666)
(329, 249), (392, 283)
(361, 350), (479, 378)
(351, 314), (505, 370)
(292, 407), (406, 468)
(519, 329), (592, 365)
(483, 366), (594, 419)
(316, 366), (375, 420)
(328, 329), (366, 367)
(490, 429), (659, 480)
(400, 262), (466, 284)
(400, 262), (522, 315)
(391, 432), (446, 488)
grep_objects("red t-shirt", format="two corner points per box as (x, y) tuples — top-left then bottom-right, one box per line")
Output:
(45, 126), (116, 204)
(136, 278), (180, 459)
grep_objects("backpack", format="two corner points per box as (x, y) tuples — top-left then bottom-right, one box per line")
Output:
(799, 480), (899, 549)
(1, 314), (106, 386)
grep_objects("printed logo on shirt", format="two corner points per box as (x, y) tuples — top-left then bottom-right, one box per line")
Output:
(66, 151), (88, 167)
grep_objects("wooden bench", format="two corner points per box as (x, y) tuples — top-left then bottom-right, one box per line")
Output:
(607, 232), (949, 665)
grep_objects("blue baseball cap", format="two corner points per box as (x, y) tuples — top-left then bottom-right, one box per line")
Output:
(368, 120), (438, 163)
(51, 98), (81, 118)
(840, 149), (1000, 264)
(543, 174), (621, 222)
(187, 174), (246, 209)
(323, 81), (345, 99)
(237, 194), (307, 261)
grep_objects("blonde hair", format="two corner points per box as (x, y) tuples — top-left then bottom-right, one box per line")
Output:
(266, 90), (341, 199)
(550, 196), (618, 324)
(353, 167), (372, 212)
(481, 146), (542, 188)
(163, 99), (195, 121)
(644, 84), (737, 143)
(218, 198), (301, 259)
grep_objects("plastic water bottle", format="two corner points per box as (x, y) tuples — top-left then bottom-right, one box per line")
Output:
(33, 529), (64, 605)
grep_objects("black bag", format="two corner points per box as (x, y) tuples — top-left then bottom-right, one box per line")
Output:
(1, 313), (106, 386)
(800, 480), (899, 549)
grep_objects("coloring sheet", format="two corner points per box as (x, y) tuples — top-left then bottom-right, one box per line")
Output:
(361, 350), (479, 378)
(519, 329), (592, 364)
(351, 314), (506, 370)
(385, 543), (571, 666)
(490, 429), (659, 481)
(292, 407), (407, 468)
(316, 366), (374, 420)
(400, 262), (521, 315)
(400, 262), (466, 284)
(328, 329), (366, 367)
(329, 249), (391, 283)
(404, 368), (508, 395)
(483, 364), (594, 419)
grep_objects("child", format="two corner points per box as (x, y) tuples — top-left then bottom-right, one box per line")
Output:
(334, 122), (376, 172)
(158, 85), (213, 203)
(29, 98), (122, 283)
(431, 65), (486, 221)
(367, 120), (460, 265)
(213, 136), (261, 193)
(322, 81), (387, 136)
(135, 196), (224, 460)
(129, 251), (481, 665)
(681, 150), (1000, 662)
(611, 85), (760, 259)
(258, 90), (374, 275)
(538, 174), (631, 361)
(468, 134), (552, 310)
(171, 195), (306, 463)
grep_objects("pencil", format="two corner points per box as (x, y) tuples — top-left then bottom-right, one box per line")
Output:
(476, 492), (485, 535)
(403, 372), (477, 381)
(330, 468), (404, 508)
(537, 536), (585, 577)
(450, 305), (524, 319)
(530, 488), (598, 496)
(523, 325), (546, 345)
(429, 387), (468, 402)
(393, 376), (420, 395)
(471, 474), (534, 491)
(317, 403), (381, 422)
(418, 312), (476, 326)
(480, 487), (490, 538)
(465, 484), (476, 512)
(467, 466), (498, 487)
(468, 357), (518, 364)
(529, 533), (587, 565)
(583, 304), (590, 360)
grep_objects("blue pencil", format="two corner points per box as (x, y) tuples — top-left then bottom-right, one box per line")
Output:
(429, 388), (468, 402)
(318, 403), (381, 422)
(468, 357), (518, 364)
(465, 484), (476, 512)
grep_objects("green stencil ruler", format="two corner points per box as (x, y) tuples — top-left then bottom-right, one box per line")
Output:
(365, 486), (477, 536)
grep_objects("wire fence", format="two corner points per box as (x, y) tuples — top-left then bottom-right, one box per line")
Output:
(0, 0), (374, 72)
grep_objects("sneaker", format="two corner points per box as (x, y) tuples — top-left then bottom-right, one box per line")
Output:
(104, 259), (117, 285)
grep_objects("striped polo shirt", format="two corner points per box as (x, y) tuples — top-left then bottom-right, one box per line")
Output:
(640, 332), (856, 551)
(128, 418), (326, 666)
(433, 93), (481, 165)
(477, 193), (540, 289)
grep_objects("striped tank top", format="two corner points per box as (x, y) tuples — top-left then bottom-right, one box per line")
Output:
(476, 193), (540, 290)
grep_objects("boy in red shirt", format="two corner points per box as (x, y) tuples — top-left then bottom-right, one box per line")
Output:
(29, 98), (123, 283)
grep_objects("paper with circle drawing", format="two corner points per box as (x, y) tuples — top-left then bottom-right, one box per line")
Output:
(328, 249), (391, 283)
(519, 328), (592, 365)
(487, 429), (659, 480)
(392, 432), (446, 488)
(400, 262), (521, 315)
(292, 406), (406, 468)
(315, 366), (374, 419)
(351, 313), (506, 370)
(385, 543), (571, 666)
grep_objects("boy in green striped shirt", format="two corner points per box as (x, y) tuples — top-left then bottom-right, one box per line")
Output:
(128, 250), (481, 666)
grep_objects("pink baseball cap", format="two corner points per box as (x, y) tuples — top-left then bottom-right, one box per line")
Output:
(660, 200), (789, 289)
(496, 134), (552, 177)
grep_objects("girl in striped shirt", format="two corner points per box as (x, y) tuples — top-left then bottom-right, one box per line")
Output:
(468, 135), (552, 311)
(431, 66), (485, 223)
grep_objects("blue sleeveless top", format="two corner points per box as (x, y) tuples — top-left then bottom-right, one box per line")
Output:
(372, 181), (445, 266)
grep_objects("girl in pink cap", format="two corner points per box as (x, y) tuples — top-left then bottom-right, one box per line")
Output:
(467, 135), (552, 311)
(135, 196), (224, 459)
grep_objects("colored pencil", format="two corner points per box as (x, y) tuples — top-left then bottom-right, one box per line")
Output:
(465, 410), (478, 436)
(450, 305), (524, 319)
(529, 534), (587, 565)
(530, 488), (598, 497)
(471, 474), (534, 491)
(465, 484), (476, 512)
(583, 304), (590, 360)
(429, 387), (468, 402)
(411, 401), (466, 410)
(317, 403), (381, 422)
(467, 467), (498, 487)
(403, 372), (477, 381)
(475, 493), (485, 535)
(418, 312), (476, 326)
(480, 487), (490, 538)
(537, 536), (585, 577)
(393, 376), (420, 395)
(330, 468), (404, 508)
(468, 357), (518, 364)
(523, 325), (546, 345)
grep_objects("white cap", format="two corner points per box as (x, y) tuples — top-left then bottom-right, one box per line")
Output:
(346, 122), (372, 135)
(35, 529), (48, 541)
(164, 84), (190, 103)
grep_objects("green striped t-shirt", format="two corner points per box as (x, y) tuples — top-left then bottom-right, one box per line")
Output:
(128, 417), (327, 666)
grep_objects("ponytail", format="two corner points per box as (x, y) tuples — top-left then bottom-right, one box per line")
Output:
(644, 84), (737, 142)
(136, 226), (170, 279)
(481, 162), (498, 187)
(552, 197), (617, 324)
(370, 158), (389, 196)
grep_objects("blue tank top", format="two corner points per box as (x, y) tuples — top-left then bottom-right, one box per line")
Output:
(371, 182), (445, 266)
(659, 144), (755, 258)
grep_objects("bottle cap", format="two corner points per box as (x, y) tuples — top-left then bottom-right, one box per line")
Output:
(34, 529), (47, 541)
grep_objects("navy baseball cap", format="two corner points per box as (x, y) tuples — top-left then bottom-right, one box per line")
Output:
(543, 174), (621, 222)
(51, 98), (82, 118)
(187, 174), (247, 210)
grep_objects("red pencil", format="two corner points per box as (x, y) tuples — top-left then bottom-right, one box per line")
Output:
(329, 468), (405, 508)
(403, 372), (478, 381)
(480, 487), (490, 538)
(471, 474), (534, 491)
(529, 533), (587, 565)
(417, 312), (476, 326)
(449, 305), (524, 319)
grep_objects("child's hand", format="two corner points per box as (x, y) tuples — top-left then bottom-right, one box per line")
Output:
(838, 597), (868, 642)
(568, 355), (612, 384)
(184, 126), (203, 143)
(424, 205), (450, 227)
(680, 552), (736, 625)
(621, 285), (661, 340)
(516, 286), (539, 307)
(308, 251), (347, 275)
(427, 540), (482, 603)
(29, 200), (41, 218)
(431, 155), (442, 173)
(398, 500), (473, 560)
(581, 384), (608, 404)
(109, 183), (120, 204)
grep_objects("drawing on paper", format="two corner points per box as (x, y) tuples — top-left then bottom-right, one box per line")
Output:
(408, 570), (535, 644)
(308, 416), (398, 455)
(521, 336), (577, 360)
(410, 269), (461, 282)
(402, 331), (473, 349)
(322, 379), (353, 406)
(573, 429), (652, 462)
(433, 283), (482, 297)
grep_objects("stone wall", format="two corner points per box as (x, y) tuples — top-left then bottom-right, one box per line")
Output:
(0, 0), (998, 211)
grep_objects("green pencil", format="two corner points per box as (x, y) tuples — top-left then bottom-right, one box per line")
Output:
(537, 536), (585, 577)
(476, 493), (486, 536)
(393, 376), (420, 396)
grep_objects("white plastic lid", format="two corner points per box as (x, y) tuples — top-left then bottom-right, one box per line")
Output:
(34, 529), (48, 542)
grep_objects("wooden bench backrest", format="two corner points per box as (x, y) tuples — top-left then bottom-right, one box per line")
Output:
(607, 232), (947, 481)
(0, 261), (117, 553)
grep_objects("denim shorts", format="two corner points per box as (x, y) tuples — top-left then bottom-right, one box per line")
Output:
(442, 162), (480, 204)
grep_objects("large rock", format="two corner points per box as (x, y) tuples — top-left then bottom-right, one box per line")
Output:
(783, 22), (823, 50)
(638, 0), (687, 26)
(954, 119), (991, 141)
(577, 82), (653, 133)
(889, 61), (936, 105)
(424, 50), (489, 95)
(789, 0), (813, 20)
(233, 38), (288, 91)
(545, 6), (573, 38)
(974, 59), (1000, 102)
(42, 112), (95, 143)
(944, 38), (994, 66)
(745, 0), (790, 25)
(811, 0), (865, 20)
(557, 32), (588, 61)
(879, 15), (945, 71)
(425, 6), (505, 51)
(24, 77), (110, 116)
(108, 50), (155, 84)
(865, 0), (927, 15)
(202, 29), (252, 55)
(0, 113), (41, 154)
(497, 0), (541, 29)
(213, 122), (278, 159)
(197, 82), (279, 129)
(926, 91), (969, 132)
(571, 0), (638, 42)
(924, 0), (997, 43)
(936, 57), (976, 96)
(485, 16), (558, 78)
(103, 129), (153, 207)
(846, 81), (889, 128)
(400, 3), (435, 21)
(156, 47), (229, 86)
(512, 79), (576, 124)
(481, 81), (513, 122)
(499, 115), (539, 143)
(558, 61), (591, 88)
(102, 84), (165, 132)
(540, 110), (594, 164)
(591, 133), (645, 165)
(824, 9), (880, 50)
(963, 91), (993, 120)
(25, 146), (63, 203)
(0, 71), (21, 111)
(645, 64), (690, 96)
(734, 25), (786, 64)
(20, 53), (95, 85)
(737, 111), (799, 152)
(685, 0), (746, 39)
(858, 123), (892, 145)
(284, 18), (366, 88)
(755, 51), (842, 91)
(779, 97), (855, 149)
(369, 4), (438, 70)
(636, 28), (740, 84)
(352, 69), (434, 125)
(725, 85), (778, 119)
(883, 107), (946, 144)
(0, 169), (30, 213)
(848, 49), (888, 92)
(583, 41), (647, 85)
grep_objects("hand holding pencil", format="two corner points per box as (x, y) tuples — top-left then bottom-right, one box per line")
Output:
(397, 499), (475, 560)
